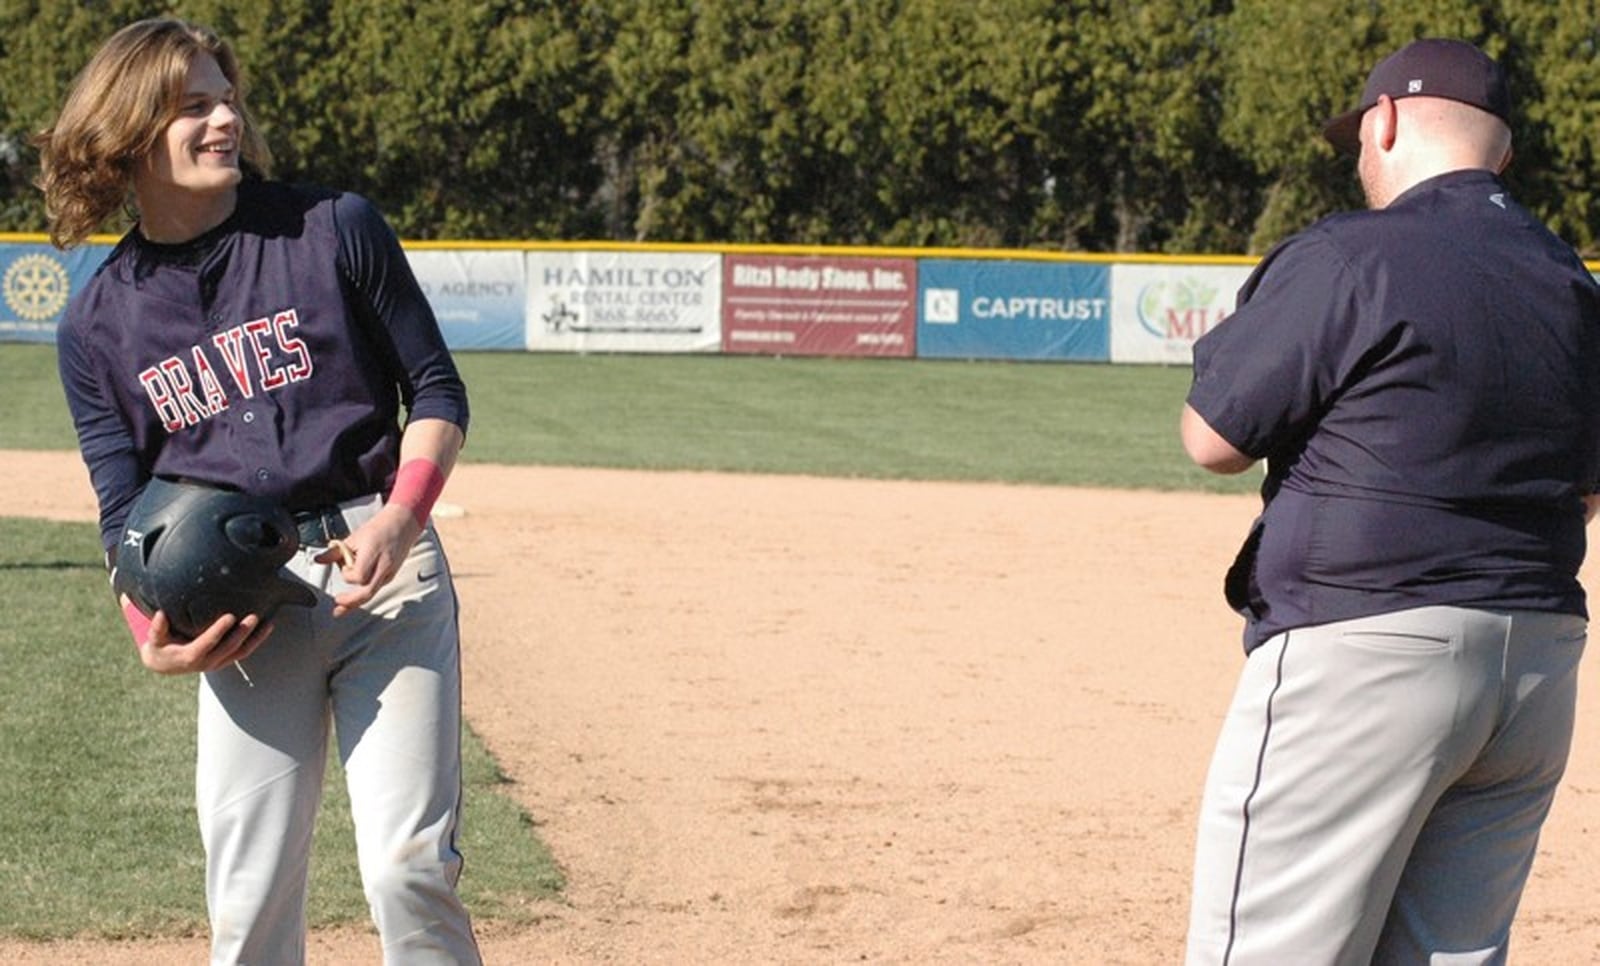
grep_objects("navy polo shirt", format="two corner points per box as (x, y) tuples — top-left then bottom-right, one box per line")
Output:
(57, 179), (470, 550)
(1188, 169), (1600, 652)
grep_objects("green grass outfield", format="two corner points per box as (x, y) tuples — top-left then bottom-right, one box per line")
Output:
(0, 343), (1255, 941)
(2, 343), (1258, 493)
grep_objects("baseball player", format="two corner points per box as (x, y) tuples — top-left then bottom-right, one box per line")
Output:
(1180, 39), (1600, 963)
(38, 18), (480, 964)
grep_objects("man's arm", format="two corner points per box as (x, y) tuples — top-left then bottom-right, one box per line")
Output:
(1181, 403), (1257, 475)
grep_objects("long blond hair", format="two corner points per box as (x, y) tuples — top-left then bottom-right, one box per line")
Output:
(34, 18), (272, 249)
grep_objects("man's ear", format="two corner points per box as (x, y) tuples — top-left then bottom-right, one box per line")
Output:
(1369, 94), (1399, 152)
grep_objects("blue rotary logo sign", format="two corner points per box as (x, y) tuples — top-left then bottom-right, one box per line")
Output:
(4, 253), (70, 322)
(0, 243), (112, 342)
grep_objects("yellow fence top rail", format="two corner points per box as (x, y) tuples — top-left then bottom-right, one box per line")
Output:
(6, 232), (1598, 273)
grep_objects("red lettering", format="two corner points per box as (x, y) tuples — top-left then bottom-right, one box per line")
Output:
(158, 357), (210, 427)
(211, 327), (254, 398)
(1166, 308), (1227, 341)
(243, 317), (287, 391)
(138, 367), (185, 433)
(190, 346), (229, 416)
(274, 309), (312, 381)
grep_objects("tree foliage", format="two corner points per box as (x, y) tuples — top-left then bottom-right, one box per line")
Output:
(2, 1), (1599, 254)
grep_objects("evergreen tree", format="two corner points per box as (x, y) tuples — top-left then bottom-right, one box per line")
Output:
(1, 1), (1596, 252)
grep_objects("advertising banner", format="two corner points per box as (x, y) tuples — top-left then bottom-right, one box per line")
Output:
(526, 251), (722, 353)
(1109, 262), (1257, 364)
(916, 259), (1109, 361)
(721, 254), (916, 357)
(407, 249), (526, 350)
(0, 242), (113, 343)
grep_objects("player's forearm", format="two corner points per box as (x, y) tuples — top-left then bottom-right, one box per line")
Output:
(398, 417), (463, 479)
(386, 418), (464, 527)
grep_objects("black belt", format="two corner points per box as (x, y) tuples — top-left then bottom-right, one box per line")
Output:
(292, 506), (350, 547)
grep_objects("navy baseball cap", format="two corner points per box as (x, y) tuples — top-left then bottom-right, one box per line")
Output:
(1322, 38), (1510, 154)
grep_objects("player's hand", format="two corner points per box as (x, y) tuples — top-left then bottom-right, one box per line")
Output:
(314, 504), (422, 617)
(123, 595), (274, 675)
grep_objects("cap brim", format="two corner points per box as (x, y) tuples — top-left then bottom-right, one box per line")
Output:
(1322, 109), (1363, 155)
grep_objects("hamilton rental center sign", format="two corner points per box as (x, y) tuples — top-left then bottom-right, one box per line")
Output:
(525, 251), (722, 353)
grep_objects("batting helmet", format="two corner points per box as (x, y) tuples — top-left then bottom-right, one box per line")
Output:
(112, 478), (317, 639)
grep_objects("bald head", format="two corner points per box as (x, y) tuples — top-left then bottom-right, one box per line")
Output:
(1357, 94), (1513, 209)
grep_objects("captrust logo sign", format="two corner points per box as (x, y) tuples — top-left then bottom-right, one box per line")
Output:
(923, 287), (960, 324)
(916, 259), (1111, 361)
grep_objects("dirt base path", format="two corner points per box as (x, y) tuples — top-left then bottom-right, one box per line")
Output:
(3, 451), (1598, 963)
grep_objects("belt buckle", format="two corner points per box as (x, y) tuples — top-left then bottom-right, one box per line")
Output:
(328, 509), (350, 541)
(318, 509), (349, 543)
(295, 507), (348, 547)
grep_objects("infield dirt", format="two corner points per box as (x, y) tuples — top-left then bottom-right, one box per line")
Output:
(3, 449), (1598, 963)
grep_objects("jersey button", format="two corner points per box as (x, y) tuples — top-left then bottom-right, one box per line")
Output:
(242, 411), (256, 424)
(255, 468), (270, 481)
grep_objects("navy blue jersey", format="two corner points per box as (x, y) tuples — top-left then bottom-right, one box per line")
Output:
(58, 179), (469, 550)
(1188, 169), (1600, 652)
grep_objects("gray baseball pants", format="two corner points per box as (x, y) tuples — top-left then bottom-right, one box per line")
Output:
(1185, 605), (1585, 965)
(196, 495), (480, 965)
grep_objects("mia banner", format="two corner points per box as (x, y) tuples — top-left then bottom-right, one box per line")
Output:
(1109, 262), (1257, 364)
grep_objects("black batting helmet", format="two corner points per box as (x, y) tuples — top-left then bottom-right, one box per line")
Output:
(112, 478), (317, 639)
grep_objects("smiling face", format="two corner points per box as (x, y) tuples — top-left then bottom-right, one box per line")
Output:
(132, 51), (242, 240)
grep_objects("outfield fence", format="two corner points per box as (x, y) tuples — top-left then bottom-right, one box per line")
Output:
(6, 234), (1593, 365)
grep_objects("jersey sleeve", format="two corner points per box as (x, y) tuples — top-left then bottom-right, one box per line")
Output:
(1185, 227), (1364, 459)
(56, 305), (146, 551)
(331, 193), (470, 436)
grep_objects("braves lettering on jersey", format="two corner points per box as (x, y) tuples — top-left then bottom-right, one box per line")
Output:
(57, 179), (469, 549)
(139, 308), (314, 431)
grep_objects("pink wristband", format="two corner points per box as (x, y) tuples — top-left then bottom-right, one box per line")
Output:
(390, 459), (446, 527)
(122, 598), (153, 646)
